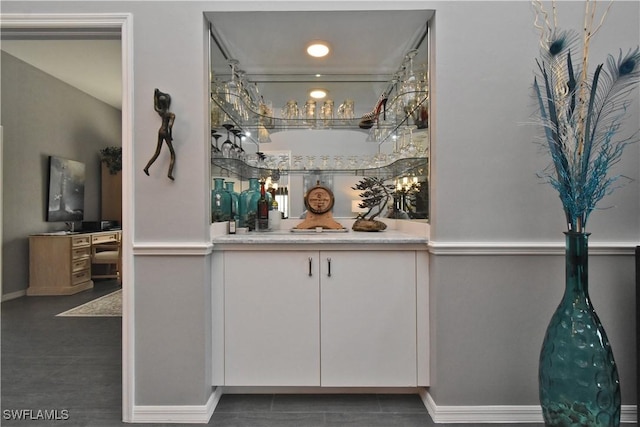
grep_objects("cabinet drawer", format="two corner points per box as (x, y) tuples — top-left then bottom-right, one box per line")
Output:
(92, 232), (119, 244)
(71, 269), (91, 285)
(71, 258), (90, 273)
(72, 235), (91, 247)
(72, 246), (91, 260)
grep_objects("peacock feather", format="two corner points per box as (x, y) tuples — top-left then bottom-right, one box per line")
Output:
(532, 1), (640, 232)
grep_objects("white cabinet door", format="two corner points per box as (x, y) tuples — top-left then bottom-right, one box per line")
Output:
(224, 250), (320, 386)
(320, 250), (417, 387)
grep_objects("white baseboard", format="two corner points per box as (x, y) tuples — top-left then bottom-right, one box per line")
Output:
(1, 289), (26, 302)
(128, 387), (637, 424)
(421, 390), (638, 424)
(130, 387), (222, 424)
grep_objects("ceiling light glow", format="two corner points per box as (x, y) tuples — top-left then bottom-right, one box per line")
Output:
(309, 89), (327, 99)
(307, 42), (330, 58)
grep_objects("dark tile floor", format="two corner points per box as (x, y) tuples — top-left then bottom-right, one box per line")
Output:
(210, 393), (433, 427)
(2, 281), (544, 426)
(1, 280), (122, 427)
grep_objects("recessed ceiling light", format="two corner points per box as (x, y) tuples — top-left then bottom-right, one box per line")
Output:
(309, 89), (327, 99)
(307, 41), (330, 58)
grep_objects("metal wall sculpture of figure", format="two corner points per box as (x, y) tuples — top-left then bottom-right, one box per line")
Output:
(144, 88), (176, 180)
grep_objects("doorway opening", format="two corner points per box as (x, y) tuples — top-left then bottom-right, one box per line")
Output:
(0, 13), (134, 423)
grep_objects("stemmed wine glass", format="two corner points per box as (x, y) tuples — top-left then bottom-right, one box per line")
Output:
(320, 155), (330, 169)
(221, 124), (235, 158)
(256, 152), (267, 169)
(231, 129), (242, 159)
(232, 129), (247, 161)
(347, 156), (358, 169)
(305, 156), (316, 169)
(224, 59), (239, 106)
(404, 127), (418, 157)
(211, 131), (222, 157)
(292, 155), (303, 170)
(401, 50), (419, 120)
(397, 128), (408, 158)
(235, 69), (249, 120)
(277, 155), (290, 172)
(388, 133), (400, 162)
(386, 71), (403, 125)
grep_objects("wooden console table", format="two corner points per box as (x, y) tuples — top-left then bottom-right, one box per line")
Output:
(27, 230), (121, 296)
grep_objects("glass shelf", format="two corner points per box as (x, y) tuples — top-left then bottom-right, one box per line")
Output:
(210, 89), (429, 146)
(211, 156), (428, 181)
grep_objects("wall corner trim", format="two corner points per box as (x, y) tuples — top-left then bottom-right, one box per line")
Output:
(422, 391), (638, 424)
(131, 387), (221, 424)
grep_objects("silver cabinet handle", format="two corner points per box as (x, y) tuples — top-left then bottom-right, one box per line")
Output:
(308, 257), (313, 277)
(327, 257), (332, 277)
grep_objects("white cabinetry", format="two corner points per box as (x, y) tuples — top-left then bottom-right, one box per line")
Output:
(222, 249), (418, 387)
(320, 250), (416, 387)
(224, 250), (320, 386)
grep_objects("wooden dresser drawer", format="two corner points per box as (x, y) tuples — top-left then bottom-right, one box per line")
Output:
(71, 269), (91, 285)
(71, 258), (90, 273)
(28, 232), (104, 296)
(72, 246), (91, 260)
(72, 235), (91, 247)
(92, 232), (120, 244)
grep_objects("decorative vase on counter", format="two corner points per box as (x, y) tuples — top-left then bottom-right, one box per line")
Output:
(211, 178), (231, 223)
(539, 232), (620, 426)
(239, 178), (260, 229)
(225, 181), (240, 222)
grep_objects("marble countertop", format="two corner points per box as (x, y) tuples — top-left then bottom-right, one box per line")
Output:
(212, 229), (428, 245)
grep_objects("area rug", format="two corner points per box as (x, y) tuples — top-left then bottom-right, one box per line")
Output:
(56, 289), (122, 317)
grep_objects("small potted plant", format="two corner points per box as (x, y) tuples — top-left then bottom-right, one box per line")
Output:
(100, 146), (122, 175)
(351, 177), (395, 232)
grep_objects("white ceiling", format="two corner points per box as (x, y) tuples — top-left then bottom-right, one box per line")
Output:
(206, 10), (432, 115)
(1, 39), (122, 110)
(0, 9), (432, 116)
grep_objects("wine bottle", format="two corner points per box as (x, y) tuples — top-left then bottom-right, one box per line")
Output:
(257, 181), (269, 230)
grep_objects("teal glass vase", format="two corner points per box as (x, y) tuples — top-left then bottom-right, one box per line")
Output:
(539, 232), (621, 426)
(211, 178), (231, 222)
(224, 181), (239, 221)
(239, 178), (260, 229)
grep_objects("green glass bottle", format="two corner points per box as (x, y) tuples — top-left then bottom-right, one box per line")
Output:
(239, 178), (260, 229)
(211, 178), (231, 222)
(224, 181), (239, 221)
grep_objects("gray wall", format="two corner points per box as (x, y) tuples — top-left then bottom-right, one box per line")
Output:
(1, 51), (122, 297)
(428, 0), (639, 406)
(1, 0), (637, 416)
(430, 1), (639, 243)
